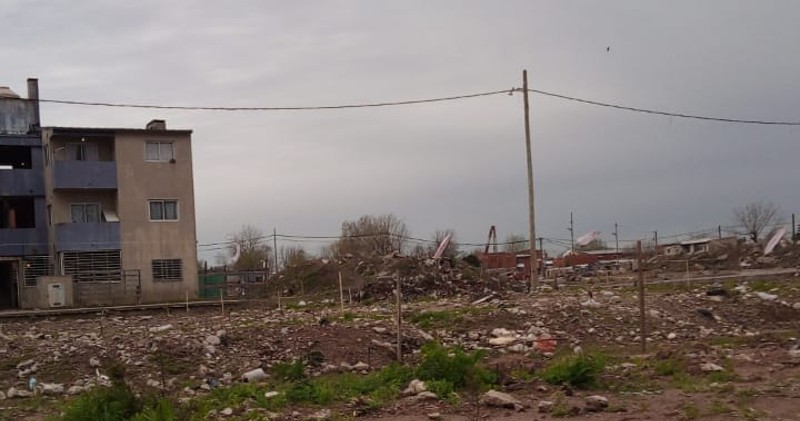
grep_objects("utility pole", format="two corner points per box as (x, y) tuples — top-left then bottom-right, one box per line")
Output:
(793, 213), (796, 245)
(653, 231), (658, 254)
(612, 223), (619, 264)
(637, 240), (646, 353)
(273, 228), (279, 276)
(538, 237), (545, 277)
(522, 69), (538, 293)
(568, 212), (575, 253)
(718, 225), (722, 240)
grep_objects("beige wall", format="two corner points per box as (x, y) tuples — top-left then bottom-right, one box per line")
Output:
(115, 132), (198, 303)
(19, 275), (73, 309)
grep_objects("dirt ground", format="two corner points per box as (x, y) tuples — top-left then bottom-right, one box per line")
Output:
(1, 276), (799, 420)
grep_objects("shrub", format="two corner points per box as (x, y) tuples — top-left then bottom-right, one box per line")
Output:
(272, 360), (306, 381)
(55, 384), (141, 421)
(415, 342), (496, 391)
(541, 353), (606, 389)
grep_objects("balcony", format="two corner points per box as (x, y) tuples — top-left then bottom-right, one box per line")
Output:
(53, 161), (117, 190)
(55, 222), (120, 252)
(0, 228), (47, 256)
(0, 169), (44, 196)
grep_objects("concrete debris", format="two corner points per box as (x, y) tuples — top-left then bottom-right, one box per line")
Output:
(148, 324), (173, 333)
(538, 400), (554, 413)
(755, 292), (778, 301)
(700, 363), (724, 372)
(89, 357), (101, 368)
(480, 389), (524, 411)
(242, 368), (268, 382)
(39, 383), (64, 396)
(402, 379), (427, 396)
(585, 395), (609, 412)
(309, 408), (331, 420)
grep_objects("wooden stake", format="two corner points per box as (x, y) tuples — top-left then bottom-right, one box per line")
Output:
(396, 276), (402, 362)
(637, 240), (646, 353)
(338, 271), (345, 314)
(185, 290), (189, 314)
(220, 287), (225, 317)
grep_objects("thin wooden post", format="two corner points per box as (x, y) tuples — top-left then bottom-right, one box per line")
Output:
(338, 271), (345, 314)
(637, 240), (646, 353)
(185, 290), (189, 314)
(396, 275), (402, 362)
(220, 287), (225, 317)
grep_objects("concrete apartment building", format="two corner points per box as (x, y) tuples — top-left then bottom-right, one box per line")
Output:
(0, 79), (198, 310)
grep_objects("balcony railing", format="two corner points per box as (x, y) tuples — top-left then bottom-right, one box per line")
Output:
(53, 160), (117, 190)
(55, 222), (120, 252)
(0, 169), (44, 196)
(0, 228), (48, 256)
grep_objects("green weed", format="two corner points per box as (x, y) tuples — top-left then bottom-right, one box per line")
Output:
(541, 352), (606, 389)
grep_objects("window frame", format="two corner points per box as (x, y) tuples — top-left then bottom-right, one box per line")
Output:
(145, 141), (175, 162)
(148, 199), (179, 222)
(152, 258), (183, 281)
(70, 203), (103, 223)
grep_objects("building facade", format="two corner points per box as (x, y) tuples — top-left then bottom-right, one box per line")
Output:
(0, 79), (198, 309)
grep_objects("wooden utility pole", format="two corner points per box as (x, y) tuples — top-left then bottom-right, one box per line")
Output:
(395, 275), (402, 361)
(338, 270), (345, 314)
(273, 228), (279, 275)
(538, 237), (545, 277)
(568, 212), (575, 253)
(792, 214), (796, 245)
(522, 70), (538, 293)
(653, 231), (658, 254)
(613, 223), (620, 265)
(637, 240), (646, 353)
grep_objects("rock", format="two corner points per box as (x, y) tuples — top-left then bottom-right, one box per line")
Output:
(413, 391), (439, 401)
(67, 386), (84, 395)
(585, 395), (609, 412)
(146, 379), (162, 388)
(264, 391), (280, 398)
(667, 332), (677, 340)
(372, 327), (387, 334)
(16, 359), (35, 370)
(481, 389), (523, 410)
(508, 344), (528, 353)
(220, 407), (233, 416)
(581, 299), (602, 309)
(7, 387), (33, 399)
(538, 400), (554, 413)
(492, 328), (514, 337)
(403, 379), (427, 396)
(89, 357), (101, 368)
(309, 408), (331, 420)
(428, 412), (442, 420)
(700, 363), (724, 372)
(205, 335), (221, 346)
(788, 349), (800, 358)
(149, 324), (173, 333)
(489, 337), (517, 347)
(756, 292), (778, 301)
(242, 368), (268, 383)
(0, 391), (5, 400)
(39, 383), (64, 396)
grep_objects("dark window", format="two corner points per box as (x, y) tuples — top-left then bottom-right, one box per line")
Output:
(152, 259), (182, 281)
(149, 200), (178, 221)
(0, 197), (36, 228)
(63, 251), (122, 283)
(0, 146), (33, 169)
(66, 143), (99, 161)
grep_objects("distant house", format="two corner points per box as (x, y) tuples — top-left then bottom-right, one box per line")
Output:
(480, 249), (544, 279)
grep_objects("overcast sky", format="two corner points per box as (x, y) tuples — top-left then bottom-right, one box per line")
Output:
(3, 1), (799, 258)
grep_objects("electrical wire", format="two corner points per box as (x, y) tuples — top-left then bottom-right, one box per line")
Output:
(524, 88), (800, 126)
(35, 90), (510, 111)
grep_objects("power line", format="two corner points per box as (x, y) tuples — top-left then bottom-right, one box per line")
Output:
(34, 90), (510, 111)
(524, 88), (800, 126)
(31, 86), (800, 125)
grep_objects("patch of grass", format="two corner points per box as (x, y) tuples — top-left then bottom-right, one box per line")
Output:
(149, 353), (191, 376)
(415, 342), (496, 391)
(707, 399), (733, 416)
(541, 352), (606, 389)
(653, 357), (685, 377)
(682, 403), (700, 420)
(52, 384), (142, 421)
(272, 360), (306, 381)
(425, 380), (455, 399)
(408, 310), (457, 329)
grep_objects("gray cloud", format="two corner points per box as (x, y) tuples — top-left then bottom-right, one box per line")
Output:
(2, 0), (798, 257)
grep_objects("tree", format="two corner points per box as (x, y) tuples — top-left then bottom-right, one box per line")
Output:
(333, 214), (410, 257)
(502, 234), (528, 253)
(280, 245), (309, 269)
(733, 201), (780, 242)
(229, 224), (271, 271)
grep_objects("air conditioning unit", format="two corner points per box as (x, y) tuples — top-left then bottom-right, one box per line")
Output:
(48, 283), (65, 308)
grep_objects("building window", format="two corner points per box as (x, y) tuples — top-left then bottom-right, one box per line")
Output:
(71, 203), (102, 223)
(152, 259), (182, 281)
(145, 141), (174, 162)
(63, 251), (122, 283)
(66, 143), (99, 161)
(23, 256), (54, 287)
(149, 200), (178, 221)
